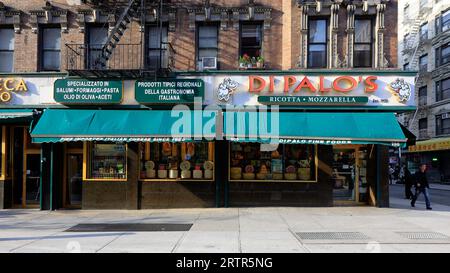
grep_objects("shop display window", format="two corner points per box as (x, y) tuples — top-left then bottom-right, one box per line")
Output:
(86, 142), (127, 180)
(229, 143), (316, 182)
(139, 142), (214, 181)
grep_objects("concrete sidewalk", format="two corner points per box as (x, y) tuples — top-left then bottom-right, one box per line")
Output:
(1, 202), (450, 253)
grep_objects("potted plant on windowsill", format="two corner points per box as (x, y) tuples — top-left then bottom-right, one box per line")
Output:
(239, 54), (251, 69)
(256, 56), (264, 69)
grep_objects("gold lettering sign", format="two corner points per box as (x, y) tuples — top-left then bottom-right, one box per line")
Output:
(0, 78), (28, 103)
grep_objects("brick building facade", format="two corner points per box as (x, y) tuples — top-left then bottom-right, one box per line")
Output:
(0, 0), (413, 210)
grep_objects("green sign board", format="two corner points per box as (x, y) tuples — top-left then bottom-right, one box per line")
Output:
(54, 79), (123, 104)
(135, 79), (204, 104)
(257, 96), (369, 105)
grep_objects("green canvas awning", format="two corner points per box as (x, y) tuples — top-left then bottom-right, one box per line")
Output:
(31, 109), (218, 143)
(224, 112), (407, 147)
(0, 109), (34, 120)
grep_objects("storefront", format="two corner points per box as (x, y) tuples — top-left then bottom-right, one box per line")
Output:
(406, 137), (450, 183)
(1, 71), (415, 209)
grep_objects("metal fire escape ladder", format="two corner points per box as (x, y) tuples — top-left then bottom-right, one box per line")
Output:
(95, 0), (141, 68)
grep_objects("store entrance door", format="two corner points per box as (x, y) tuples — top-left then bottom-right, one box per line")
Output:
(63, 143), (83, 208)
(332, 147), (358, 203)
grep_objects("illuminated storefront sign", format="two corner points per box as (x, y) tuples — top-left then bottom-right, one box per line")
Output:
(178, 74), (416, 107)
(0, 78), (28, 103)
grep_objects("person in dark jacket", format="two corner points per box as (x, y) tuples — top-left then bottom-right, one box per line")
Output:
(411, 163), (432, 210)
(403, 166), (413, 199)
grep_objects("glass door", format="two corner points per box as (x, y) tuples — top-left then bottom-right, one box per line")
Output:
(65, 153), (83, 208)
(332, 148), (358, 202)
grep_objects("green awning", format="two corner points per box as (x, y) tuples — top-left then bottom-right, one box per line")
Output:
(224, 112), (407, 147)
(0, 109), (34, 120)
(31, 109), (218, 143)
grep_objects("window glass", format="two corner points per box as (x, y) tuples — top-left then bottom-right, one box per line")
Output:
(41, 28), (61, 71)
(419, 118), (428, 130)
(443, 9), (450, 32)
(230, 143), (316, 181)
(308, 19), (327, 68)
(0, 29), (14, 72)
(88, 143), (127, 180)
(420, 23), (428, 40)
(147, 26), (168, 69)
(355, 20), (371, 43)
(240, 23), (262, 58)
(140, 142), (214, 180)
(354, 19), (372, 67)
(441, 43), (450, 65)
(419, 54), (428, 70)
(198, 25), (218, 62)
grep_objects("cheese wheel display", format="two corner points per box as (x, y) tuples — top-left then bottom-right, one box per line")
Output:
(145, 161), (155, 170)
(203, 161), (214, 170)
(298, 168), (311, 180)
(243, 173), (255, 180)
(244, 165), (254, 173)
(193, 170), (203, 179)
(230, 167), (242, 180)
(180, 161), (191, 171)
(204, 169), (213, 179)
(146, 169), (156, 178)
(169, 170), (178, 179)
(181, 170), (191, 179)
(158, 170), (168, 179)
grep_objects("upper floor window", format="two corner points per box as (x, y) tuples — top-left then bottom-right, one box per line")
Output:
(40, 27), (61, 71)
(87, 26), (108, 69)
(436, 77), (450, 101)
(354, 19), (373, 68)
(442, 9), (450, 33)
(308, 19), (327, 68)
(147, 26), (168, 69)
(197, 24), (218, 69)
(435, 42), (450, 67)
(419, 54), (428, 71)
(240, 23), (262, 59)
(0, 28), (14, 72)
(419, 118), (428, 130)
(420, 23), (428, 40)
(419, 86), (427, 106)
(436, 113), (450, 136)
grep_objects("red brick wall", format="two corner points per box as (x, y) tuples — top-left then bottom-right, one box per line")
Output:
(0, 0), (398, 72)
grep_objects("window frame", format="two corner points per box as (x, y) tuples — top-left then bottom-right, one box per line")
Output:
(419, 54), (428, 71)
(436, 114), (450, 136)
(307, 18), (328, 69)
(418, 118), (428, 130)
(138, 142), (215, 182)
(442, 8), (450, 33)
(145, 24), (169, 70)
(436, 77), (450, 102)
(83, 142), (128, 182)
(0, 27), (15, 73)
(228, 143), (319, 183)
(239, 21), (263, 59)
(420, 22), (428, 41)
(86, 25), (109, 69)
(196, 22), (219, 65)
(436, 42), (450, 67)
(353, 18), (374, 68)
(418, 86), (427, 106)
(39, 25), (61, 72)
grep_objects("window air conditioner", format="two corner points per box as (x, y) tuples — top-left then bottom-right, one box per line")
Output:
(202, 57), (217, 70)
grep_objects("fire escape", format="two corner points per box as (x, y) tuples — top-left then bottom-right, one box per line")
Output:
(66, 0), (175, 78)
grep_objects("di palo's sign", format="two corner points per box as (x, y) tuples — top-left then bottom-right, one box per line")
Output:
(178, 73), (416, 107)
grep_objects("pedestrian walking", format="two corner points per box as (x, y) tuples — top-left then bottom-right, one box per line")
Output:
(389, 166), (395, 185)
(403, 166), (413, 199)
(411, 163), (432, 210)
